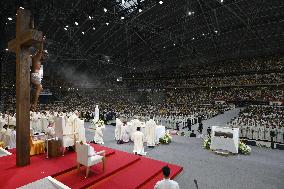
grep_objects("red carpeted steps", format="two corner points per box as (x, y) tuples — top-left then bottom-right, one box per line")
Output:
(54, 150), (140, 189)
(87, 156), (183, 189)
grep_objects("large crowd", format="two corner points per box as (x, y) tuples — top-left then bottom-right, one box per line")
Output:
(1, 57), (283, 134)
(228, 106), (284, 143)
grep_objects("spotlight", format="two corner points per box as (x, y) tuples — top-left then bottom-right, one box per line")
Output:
(82, 31), (85, 35)
(188, 11), (194, 16)
(173, 43), (176, 46)
(66, 25), (69, 28)
(138, 9), (142, 12)
(106, 22), (109, 26)
(104, 8), (107, 12)
(202, 33), (205, 36)
(88, 15), (92, 20)
(192, 37), (195, 40)
(8, 17), (12, 21)
(19, 7), (24, 9)
(93, 27), (96, 30)
(75, 21), (78, 25)
(159, 1), (163, 4)
(214, 30), (218, 33)
(220, 0), (224, 3)
(5, 48), (8, 51)
(121, 16), (125, 20)
(64, 27), (67, 31)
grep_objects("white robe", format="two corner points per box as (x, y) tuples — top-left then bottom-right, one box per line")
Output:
(115, 118), (123, 141)
(145, 119), (157, 146)
(94, 126), (104, 144)
(131, 131), (145, 155)
(120, 124), (130, 142)
(154, 179), (180, 189)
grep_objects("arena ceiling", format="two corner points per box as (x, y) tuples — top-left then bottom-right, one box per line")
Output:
(0, 0), (283, 78)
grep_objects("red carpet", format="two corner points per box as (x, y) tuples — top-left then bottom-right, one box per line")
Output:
(55, 150), (140, 189)
(0, 144), (114, 189)
(0, 145), (183, 189)
(88, 156), (183, 189)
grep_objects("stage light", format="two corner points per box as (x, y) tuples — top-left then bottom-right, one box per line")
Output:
(64, 27), (67, 30)
(104, 8), (107, 12)
(220, 0), (224, 3)
(106, 22), (109, 26)
(139, 9), (142, 12)
(214, 30), (218, 33)
(202, 33), (205, 36)
(93, 27), (96, 30)
(5, 48), (8, 51)
(173, 43), (176, 46)
(88, 15), (92, 20)
(75, 21), (78, 25)
(19, 7), (24, 9)
(60, 87), (61, 89)
(192, 37), (195, 40)
(8, 17), (12, 21)
(82, 31), (85, 35)
(121, 16), (125, 20)
(159, 1), (163, 4)
(163, 46), (165, 49)
(188, 11), (194, 16)
(66, 25), (69, 28)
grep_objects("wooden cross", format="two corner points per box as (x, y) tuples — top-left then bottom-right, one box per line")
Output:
(8, 9), (43, 166)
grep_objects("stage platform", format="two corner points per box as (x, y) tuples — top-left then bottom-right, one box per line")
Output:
(0, 144), (182, 189)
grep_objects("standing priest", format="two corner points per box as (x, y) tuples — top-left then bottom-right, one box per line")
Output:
(145, 116), (157, 148)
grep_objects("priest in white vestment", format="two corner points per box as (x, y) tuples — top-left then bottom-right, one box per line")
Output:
(154, 166), (180, 189)
(120, 122), (130, 143)
(131, 127), (146, 155)
(115, 117), (123, 141)
(94, 122), (104, 145)
(145, 116), (157, 147)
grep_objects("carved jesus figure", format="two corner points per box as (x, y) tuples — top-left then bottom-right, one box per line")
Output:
(31, 35), (44, 111)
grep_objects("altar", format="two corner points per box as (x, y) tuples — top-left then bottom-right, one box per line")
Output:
(127, 122), (166, 142)
(210, 126), (239, 154)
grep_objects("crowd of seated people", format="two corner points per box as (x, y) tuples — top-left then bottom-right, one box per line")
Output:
(125, 57), (284, 78)
(228, 106), (284, 143)
(124, 73), (283, 89)
(1, 57), (283, 131)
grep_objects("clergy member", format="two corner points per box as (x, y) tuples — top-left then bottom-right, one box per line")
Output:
(94, 120), (104, 144)
(131, 127), (146, 155)
(154, 166), (180, 189)
(115, 116), (123, 141)
(145, 116), (157, 147)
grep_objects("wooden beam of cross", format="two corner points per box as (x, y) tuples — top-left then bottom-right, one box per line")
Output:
(8, 9), (43, 166)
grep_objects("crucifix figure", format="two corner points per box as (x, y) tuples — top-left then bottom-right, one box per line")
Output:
(31, 36), (45, 111)
(8, 9), (43, 166)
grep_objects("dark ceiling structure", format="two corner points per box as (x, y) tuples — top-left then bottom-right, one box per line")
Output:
(0, 0), (283, 78)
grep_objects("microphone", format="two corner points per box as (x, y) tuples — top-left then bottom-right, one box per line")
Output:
(194, 179), (199, 189)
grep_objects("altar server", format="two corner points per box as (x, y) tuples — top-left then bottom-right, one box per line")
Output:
(132, 127), (146, 155)
(120, 121), (130, 143)
(154, 166), (180, 189)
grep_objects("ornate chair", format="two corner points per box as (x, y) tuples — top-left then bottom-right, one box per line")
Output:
(76, 141), (105, 178)
(30, 135), (45, 156)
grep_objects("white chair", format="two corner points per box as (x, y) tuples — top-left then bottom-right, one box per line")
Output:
(76, 141), (105, 178)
